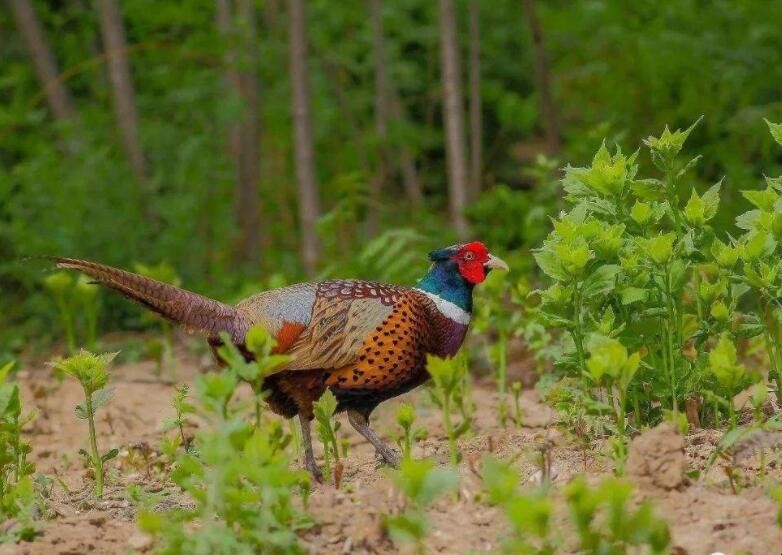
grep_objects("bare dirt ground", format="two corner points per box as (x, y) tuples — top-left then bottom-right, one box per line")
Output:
(5, 338), (782, 555)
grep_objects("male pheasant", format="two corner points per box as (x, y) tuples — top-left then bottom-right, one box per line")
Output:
(52, 241), (508, 477)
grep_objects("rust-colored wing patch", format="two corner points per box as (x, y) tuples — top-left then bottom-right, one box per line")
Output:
(273, 321), (307, 354)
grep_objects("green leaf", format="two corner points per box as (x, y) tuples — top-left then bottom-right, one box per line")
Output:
(580, 265), (620, 299)
(101, 448), (119, 462)
(533, 249), (569, 282)
(619, 287), (647, 305)
(765, 118), (782, 147)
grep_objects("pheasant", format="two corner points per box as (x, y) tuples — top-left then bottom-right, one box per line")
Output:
(52, 241), (508, 477)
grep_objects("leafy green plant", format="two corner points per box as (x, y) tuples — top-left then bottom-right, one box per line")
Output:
(139, 368), (312, 554)
(384, 458), (459, 554)
(218, 325), (292, 428)
(313, 390), (342, 486)
(52, 351), (119, 498)
(530, 119), (782, 435)
(426, 355), (472, 465)
(163, 384), (195, 454)
(0, 361), (41, 542)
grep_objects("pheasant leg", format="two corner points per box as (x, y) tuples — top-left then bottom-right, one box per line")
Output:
(347, 409), (400, 468)
(298, 413), (323, 481)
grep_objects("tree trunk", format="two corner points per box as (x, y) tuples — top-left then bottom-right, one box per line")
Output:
(438, 0), (469, 238)
(7, 0), (77, 123)
(97, 0), (149, 184)
(468, 0), (482, 200)
(390, 89), (424, 209)
(367, 0), (388, 237)
(288, 0), (321, 274)
(521, 0), (560, 153)
(236, 0), (263, 263)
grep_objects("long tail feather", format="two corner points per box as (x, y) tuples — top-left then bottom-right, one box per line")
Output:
(52, 257), (250, 343)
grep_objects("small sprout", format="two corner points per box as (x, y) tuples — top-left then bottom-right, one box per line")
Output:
(52, 350), (118, 498)
(384, 458), (458, 553)
(427, 355), (471, 466)
(395, 402), (417, 460)
(43, 272), (76, 353)
(313, 390), (341, 486)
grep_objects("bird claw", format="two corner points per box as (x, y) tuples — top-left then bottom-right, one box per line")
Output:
(374, 446), (401, 469)
(305, 461), (324, 483)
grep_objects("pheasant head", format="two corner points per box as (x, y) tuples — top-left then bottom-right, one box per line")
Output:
(416, 241), (509, 313)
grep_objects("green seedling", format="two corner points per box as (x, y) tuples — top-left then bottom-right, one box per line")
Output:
(474, 274), (520, 428)
(480, 455), (555, 555)
(565, 476), (671, 555)
(74, 274), (99, 350)
(163, 384), (195, 454)
(52, 350), (119, 498)
(43, 272), (77, 353)
(0, 361), (40, 542)
(427, 355), (472, 465)
(218, 325), (291, 427)
(395, 402), (417, 460)
(313, 390), (342, 487)
(384, 458), (459, 554)
(585, 333), (641, 461)
(708, 333), (757, 427)
(511, 381), (523, 428)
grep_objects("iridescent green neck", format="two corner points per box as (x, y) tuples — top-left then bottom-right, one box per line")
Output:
(416, 262), (473, 312)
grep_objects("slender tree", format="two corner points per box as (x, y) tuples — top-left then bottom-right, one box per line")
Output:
(367, 0), (388, 237)
(468, 0), (482, 200)
(521, 0), (560, 153)
(288, 0), (321, 274)
(236, 0), (263, 262)
(7, 0), (77, 123)
(97, 0), (148, 184)
(438, 0), (469, 237)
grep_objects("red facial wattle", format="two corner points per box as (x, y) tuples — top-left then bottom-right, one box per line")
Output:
(454, 241), (490, 284)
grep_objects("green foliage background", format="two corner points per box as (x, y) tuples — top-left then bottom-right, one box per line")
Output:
(2, 0), (782, 356)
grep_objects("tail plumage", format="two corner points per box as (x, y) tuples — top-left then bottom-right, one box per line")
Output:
(52, 257), (250, 343)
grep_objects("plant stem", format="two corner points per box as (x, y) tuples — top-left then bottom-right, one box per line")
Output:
(442, 392), (457, 466)
(663, 264), (678, 413)
(86, 394), (104, 498)
(56, 295), (76, 353)
(571, 282), (587, 387)
(497, 329), (508, 427)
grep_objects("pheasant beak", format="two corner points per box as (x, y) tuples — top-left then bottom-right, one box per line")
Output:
(484, 254), (510, 272)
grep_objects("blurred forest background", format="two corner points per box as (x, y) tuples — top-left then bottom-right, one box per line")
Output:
(2, 0), (782, 359)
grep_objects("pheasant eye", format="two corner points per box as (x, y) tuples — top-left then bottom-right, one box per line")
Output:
(463, 252), (475, 261)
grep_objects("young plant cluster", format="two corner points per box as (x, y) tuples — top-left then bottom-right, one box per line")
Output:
(139, 327), (311, 553)
(532, 120), (782, 456)
(0, 362), (41, 542)
(481, 456), (670, 554)
(43, 272), (100, 353)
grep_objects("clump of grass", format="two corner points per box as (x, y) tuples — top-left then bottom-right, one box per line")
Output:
(384, 458), (459, 554)
(52, 350), (119, 498)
